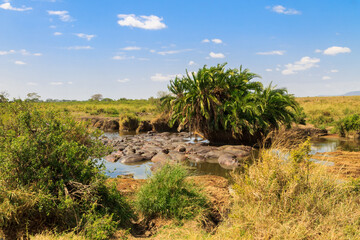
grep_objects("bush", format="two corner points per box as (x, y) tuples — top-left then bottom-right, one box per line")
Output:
(136, 164), (209, 220)
(0, 101), (133, 239)
(336, 114), (360, 137)
(163, 63), (300, 145)
(119, 114), (139, 131)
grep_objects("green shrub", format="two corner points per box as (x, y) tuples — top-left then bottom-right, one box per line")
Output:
(136, 164), (209, 220)
(163, 63), (300, 145)
(0, 101), (133, 239)
(336, 114), (360, 137)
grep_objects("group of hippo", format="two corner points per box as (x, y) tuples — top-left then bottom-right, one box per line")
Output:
(101, 131), (253, 169)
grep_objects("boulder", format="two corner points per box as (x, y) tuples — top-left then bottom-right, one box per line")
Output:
(218, 154), (239, 168)
(120, 154), (146, 164)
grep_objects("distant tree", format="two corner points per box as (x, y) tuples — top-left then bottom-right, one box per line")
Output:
(157, 91), (172, 99)
(26, 92), (41, 102)
(0, 91), (9, 103)
(101, 97), (114, 102)
(90, 94), (103, 101)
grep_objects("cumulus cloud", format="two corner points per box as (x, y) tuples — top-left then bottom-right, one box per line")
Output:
(323, 46), (351, 55)
(67, 46), (93, 50)
(256, 50), (285, 55)
(75, 33), (96, 41)
(268, 5), (301, 15)
(322, 76), (331, 80)
(117, 78), (130, 83)
(48, 10), (73, 22)
(282, 56), (320, 75)
(209, 52), (225, 59)
(151, 73), (181, 82)
(117, 14), (166, 30)
(157, 49), (192, 56)
(0, 2), (32, 11)
(188, 61), (196, 66)
(50, 82), (63, 85)
(121, 46), (141, 51)
(14, 60), (26, 65)
(0, 49), (15, 55)
(54, 32), (62, 36)
(212, 39), (222, 44)
(202, 38), (223, 44)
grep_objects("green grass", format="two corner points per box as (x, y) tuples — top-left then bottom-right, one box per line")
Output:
(136, 164), (209, 220)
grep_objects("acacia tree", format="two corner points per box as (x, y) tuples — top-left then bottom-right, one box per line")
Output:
(0, 91), (9, 103)
(163, 64), (301, 145)
(90, 94), (103, 101)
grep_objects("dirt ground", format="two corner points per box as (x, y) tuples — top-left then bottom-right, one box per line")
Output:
(314, 151), (360, 178)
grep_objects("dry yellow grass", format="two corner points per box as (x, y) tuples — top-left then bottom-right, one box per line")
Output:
(297, 96), (360, 129)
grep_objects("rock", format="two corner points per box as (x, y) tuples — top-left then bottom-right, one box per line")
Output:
(186, 154), (206, 163)
(151, 152), (171, 163)
(120, 154), (146, 164)
(141, 151), (157, 160)
(218, 154), (239, 168)
(104, 151), (123, 162)
(174, 145), (187, 152)
(168, 151), (187, 162)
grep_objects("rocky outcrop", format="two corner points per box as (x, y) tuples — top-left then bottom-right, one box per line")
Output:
(101, 132), (253, 170)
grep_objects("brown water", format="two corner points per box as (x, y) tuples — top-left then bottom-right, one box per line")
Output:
(103, 133), (360, 179)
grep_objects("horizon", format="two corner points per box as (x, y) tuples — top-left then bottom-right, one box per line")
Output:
(1, 0), (359, 100)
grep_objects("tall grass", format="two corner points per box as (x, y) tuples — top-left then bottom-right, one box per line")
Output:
(214, 138), (360, 239)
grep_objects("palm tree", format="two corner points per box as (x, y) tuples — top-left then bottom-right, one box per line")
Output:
(164, 64), (301, 145)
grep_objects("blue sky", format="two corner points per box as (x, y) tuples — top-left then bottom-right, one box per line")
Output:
(1, 0), (359, 100)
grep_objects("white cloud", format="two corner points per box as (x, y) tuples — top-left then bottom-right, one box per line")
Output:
(269, 5), (301, 15)
(121, 46), (141, 51)
(256, 50), (285, 55)
(0, 49), (15, 55)
(149, 49), (156, 53)
(49, 25), (56, 29)
(14, 60), (26, 65)
(330, 69), (339, 73)
(151, 73), (181, 82)
(323, 46), (351, 55)
(211, 39), (222, 44)
(322, 76), (331, 80)
(33, 53), (42, 56)
(202, 39), (210, 43)
(138, 57), (149, 61)
(117, 78), (130, 83)
(67, 81), (73, 85)
(265, 69), (273, 72)
(67, 46), (93, 50)
(282, 56), (320, 75)
(112, 55), (135, 60)
(54, 32), (62, 36)
(157, 49), (192, 56)
(47, 10), (73, 22)
(117, 14), (166, 30)
(75, 33), (96, 41)
(188, 61), (196, 66)
(19, 49), (30, 55)
(315, 49), (322, 53)
(50, 82), (63, 85)
(209, 52), (225, 59)
(0, 2), (32, 11)
(27, 82), (38, 86)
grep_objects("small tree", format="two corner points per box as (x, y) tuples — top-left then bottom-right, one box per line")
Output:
(90, 94), (103, 101)
(26, 92), (41, 102)
(0, 91), (9, 103)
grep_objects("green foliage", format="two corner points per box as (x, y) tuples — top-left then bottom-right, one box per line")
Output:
(0, 101), (133, 239)
(164, 63), (300, 144)
(336, 114), (360, 137)
(136, 164), (209, 220)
